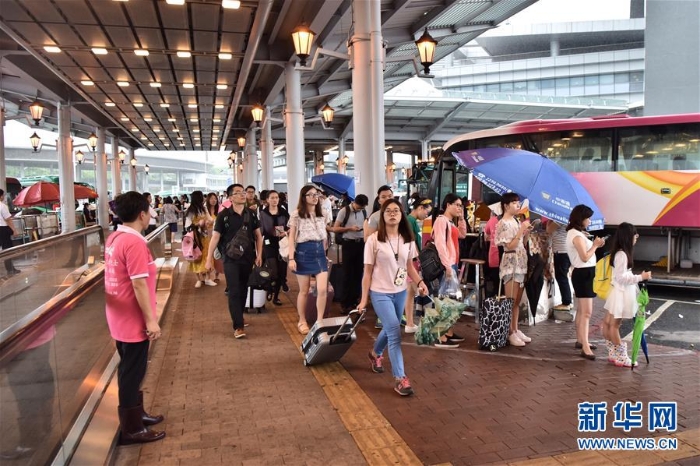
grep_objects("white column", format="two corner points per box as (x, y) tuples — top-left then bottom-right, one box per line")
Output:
(0, 109), (6, 192)
(369, 0), (386, 193)
(386, 149), (394, 185)
(95, 127), (109, 228)
(338, 138), (346, 175)
(111, 137), (121, 195)
(128, 148), (137, 191)
(245, 128), (257, 188)
(421, 139), (430, 161)
(350, 0), (374, 202)
(57, 103), (76, 232)
(260, 111), (274, 190)
(284, 62), (305, 210)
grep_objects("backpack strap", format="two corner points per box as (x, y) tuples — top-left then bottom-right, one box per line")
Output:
(340, 205), (352, 228)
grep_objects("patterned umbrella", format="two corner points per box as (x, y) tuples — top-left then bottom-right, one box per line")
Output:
(631, 282), (650, 370)
(415, 296), (466, 345)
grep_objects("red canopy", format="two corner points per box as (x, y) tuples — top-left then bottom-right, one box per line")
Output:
(14, 181), (98, 207)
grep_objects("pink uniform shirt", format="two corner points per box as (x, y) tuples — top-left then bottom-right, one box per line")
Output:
(105, 225), (157, 342)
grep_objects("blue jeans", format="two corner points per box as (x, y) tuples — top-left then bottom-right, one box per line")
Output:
(371, 289), (408, 379)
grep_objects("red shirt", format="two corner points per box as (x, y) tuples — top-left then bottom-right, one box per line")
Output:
(105, 225), (157, 342)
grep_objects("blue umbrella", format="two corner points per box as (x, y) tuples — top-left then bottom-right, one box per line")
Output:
(453, 148), (604, 230)
(311, 173), (356, 200)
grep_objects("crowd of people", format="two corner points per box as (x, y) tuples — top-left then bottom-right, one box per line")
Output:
(99, 181), (651, 447)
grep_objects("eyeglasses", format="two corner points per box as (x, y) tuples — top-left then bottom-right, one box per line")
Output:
(232, 191), (245, 196)
(384, 209), (402, 215)
(305, 193), (319, 198)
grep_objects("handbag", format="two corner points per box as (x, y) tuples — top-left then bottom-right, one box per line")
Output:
(278, 236), (290, 262)
(468, 232), (488, 261)
(182, 231), (202, 262)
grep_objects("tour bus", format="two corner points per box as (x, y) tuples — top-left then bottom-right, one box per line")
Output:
(427, 113), (700, 284)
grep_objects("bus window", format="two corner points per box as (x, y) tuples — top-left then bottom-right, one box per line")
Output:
(440, 168), (455, 207)
(531, 130), (613, 172)
(618, 123), (700, 171)
(473, 135), (524, 151)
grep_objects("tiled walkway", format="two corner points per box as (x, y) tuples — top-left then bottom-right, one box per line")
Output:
(113, 263), (700, 465)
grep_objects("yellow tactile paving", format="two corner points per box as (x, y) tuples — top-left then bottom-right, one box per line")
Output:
(276, 305), (423, 466)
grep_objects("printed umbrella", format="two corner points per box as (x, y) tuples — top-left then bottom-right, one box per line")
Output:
(415, 296), (466, 345)
(453, 148), (605, 230)
(631, 281), (650, 370)
(14, 181), (98, 207)
(311, 173), (356, 200)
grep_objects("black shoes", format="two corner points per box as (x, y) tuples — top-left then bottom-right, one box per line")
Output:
(281, 283), (290, 292)
(579, 351), (597, 360)
(575, 342), (598, 350)
(446, 333), (465, 343)
(273, 298), (283, 306)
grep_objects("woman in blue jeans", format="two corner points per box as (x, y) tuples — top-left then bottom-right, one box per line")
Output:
(358, 199), (428, 396)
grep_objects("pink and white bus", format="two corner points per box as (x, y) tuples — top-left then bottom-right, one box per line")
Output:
(436, 113), (700, 282)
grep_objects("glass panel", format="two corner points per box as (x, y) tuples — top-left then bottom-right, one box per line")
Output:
(600, 74), (615, 84)
(541, 79), (555, 89)
(618, 123), (700, 171)
(531, 130), (614, 172)
(473, 135), (524, 150)
(500, 81), (513, 92)
(615, 72), (630, 83)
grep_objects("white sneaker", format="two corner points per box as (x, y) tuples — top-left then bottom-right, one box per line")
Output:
(204, 279), (217, 287)
(516, 329), (532, 343)
(404, 324), (419, 334)
(508, 332), (526, 347)
(194, 280), (202, 288)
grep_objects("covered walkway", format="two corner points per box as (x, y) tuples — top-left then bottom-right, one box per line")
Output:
(108, 255), (700, 465)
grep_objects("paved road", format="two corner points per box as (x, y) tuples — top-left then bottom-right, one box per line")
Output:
(619, 285), (700, 351)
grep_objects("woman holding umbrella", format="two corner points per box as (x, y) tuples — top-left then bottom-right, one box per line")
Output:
(602, 223), (651, 367)
(566, 204), (606, 360)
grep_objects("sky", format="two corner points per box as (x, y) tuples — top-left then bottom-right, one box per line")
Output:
(3, 0), (633, 153)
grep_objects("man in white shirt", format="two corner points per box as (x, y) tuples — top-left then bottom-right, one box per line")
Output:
(0, 189), (20, 275)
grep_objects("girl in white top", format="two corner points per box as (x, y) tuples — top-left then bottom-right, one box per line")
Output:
(566, 204), (606, 360)
(602, 223), (652, 367)
(359, 199), (428, 397)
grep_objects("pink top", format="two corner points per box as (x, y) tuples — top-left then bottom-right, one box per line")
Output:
(433, 215), (458, 270)
(220, 199), (232, 210)
(105, 225), (157, 342)
(484, 215), (500, 268)
(364, 233), (417, 293)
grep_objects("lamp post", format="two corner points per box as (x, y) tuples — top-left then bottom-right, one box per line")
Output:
(237, 136), (246, 149)
(75, 150), (84, 164)
(87, 132), (98, 152)
(30, 132), (41, 152)
(29, 101), (44, 126)
(321, 103), (334, 125)
(415, 28), (438, 75)
(118, 149), (126, 164)
(251, 104), (264, 126)
(291, 24), (315, 66)
(144, 164), (150, 175)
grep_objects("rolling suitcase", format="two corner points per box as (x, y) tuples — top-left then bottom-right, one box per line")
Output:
(300, 310), (365, 366)
(305, 283), (334, 326)
(478, 294), (512, 351)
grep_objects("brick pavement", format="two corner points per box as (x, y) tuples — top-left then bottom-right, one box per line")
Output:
(113, 262), (700, 466)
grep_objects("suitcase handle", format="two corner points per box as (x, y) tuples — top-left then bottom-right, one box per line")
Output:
(330, 309), (366, 343)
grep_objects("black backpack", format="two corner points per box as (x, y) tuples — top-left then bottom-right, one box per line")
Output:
(335, 205), (366, 245)
(418, 219), (450, 283)
(223, 207), (255, 260)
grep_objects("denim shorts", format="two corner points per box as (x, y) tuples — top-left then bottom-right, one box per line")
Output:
(294, 241), (328, 275)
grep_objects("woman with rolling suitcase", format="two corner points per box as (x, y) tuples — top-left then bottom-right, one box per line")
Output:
(359, 199), (428, 396)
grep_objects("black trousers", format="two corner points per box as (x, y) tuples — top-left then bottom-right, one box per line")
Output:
(341, 240), (365, 308)
(224, 259), (253, 330)
(263, 245), (287, 298)
(0, 225), (15, 272)
(116, 339), (150, 408)
(554, 252), (572, 306)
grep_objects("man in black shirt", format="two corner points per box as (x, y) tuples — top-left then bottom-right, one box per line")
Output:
(206, 184), (263, 338)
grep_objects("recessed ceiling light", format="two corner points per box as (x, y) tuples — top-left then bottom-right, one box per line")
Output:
(215, 104), (224, 109)
(195, 143), (201, 146)
(140, 136), (147, 140)
(176, 51), (192, 58)
(44, 46), (61, 53)
(173, 128), (179, 132)
(105, 102), (116, 107)
(117, 81), (130, 87)
(133, 103), (143, 107)
(134, 49), (150, 56)
(188, 103), (198, 108)
(159, 137), (166, 140)
(92, 47), (108, 55)
(182, 83), (195, 89)
(154, 129), (161, 133)
(168, 118), (177, 122)
(190, 118), (198, 122)
(81, 80), (94, 86)
(213, 118), (221, 123)
(192, 129), (200, 133)
(218, 52), (232, 60)
(216, 84), (227, 90)
(148, 143), (154, 147)
(222, 0), (241, 9)
(131, 127), (139, 132)
(144, 118), (152, 122)
(150, 82), (162, 88)
(194, 136), (200, 140)
(164, 142), (170, 147)
(160, 103), (170, 107)
(121, 117), (129, 121)
(177, 137), (184, 140)
(213, 129), (220, 133)
(166, 0), (184, 4)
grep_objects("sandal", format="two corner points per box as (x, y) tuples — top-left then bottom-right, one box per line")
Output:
(297, 322), (310, 335)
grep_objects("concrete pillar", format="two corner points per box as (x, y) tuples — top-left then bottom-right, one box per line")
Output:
(386, 150), (394, 185)
(645, 0), (700, 114)
(338, 138), (346, 175)
(284, 62), (305, 210)
(111, 137), (121, 195)
(94, 128), (109, 228)
(550, 37), (560, 57)
(421, 139), (430, 161)
(128, 148), (137, 191)
(0, 109), (6, 192)
(260, 111), (274, 190)
(369, 0), (386, 193)
(245, 128), (257, 189)
(57, 103), (76, 233)
(350, 1), (373, 202)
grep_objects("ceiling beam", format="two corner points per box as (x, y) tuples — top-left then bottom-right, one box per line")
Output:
(423, 101), (470, 140)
